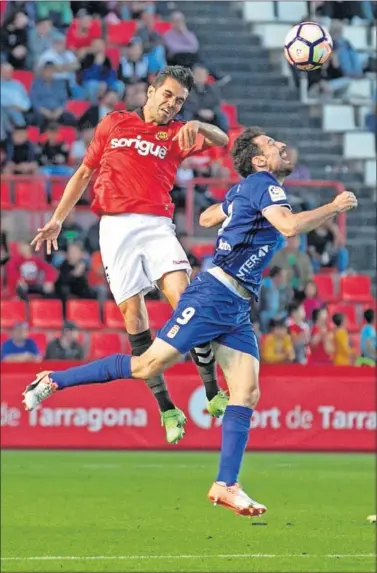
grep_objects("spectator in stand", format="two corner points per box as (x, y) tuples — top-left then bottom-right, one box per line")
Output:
(183, 64), (229, 133)
(0, 62), (31, 132)
(28, 17), (62, 66)
(55, 242), (96, 302)
(35, 1), (72, 29)
(4, 1), (37, 23)
(66, 9), (102, 59)
(84, 220), (100, 254)
(70, 2), (110, 18)
(358, 309), (376, 365)
(135, 10), (167, 70)
(163, 11), (200, 68)
(287, 301), (310, 364)
(79, 38), (125, 102)
(0, 224), (10, 267)
(307, 219), (349, 273)
(69, 126), (95, 166)
(39, 122), (73, 177)
(36, 34), (83, 99)
(332, 312), (356, 366)
(2, 126), (39, 175)
(261, 318), (295, 364)
(124, 81), (147, 111)
(308, 52), (351, 99)
(314, 1), (365, 22)
(30, 61), (76, 129)
(308, 306), (333, 365)
(57, 211), (86, 253)
(117, 38), (154, 87)
(1, 322), (41, 363)
(330, 20), (370, 78)
(1, 10), (30, 69)
(285, 147), (311, 181)
(6, 240), (56, 299)
(258, 266), (292, 333)
(270, 235), (313, 294)
(120, 1), (156, 21)
(302, 280), (323, 321)
(45, 320), (84, 360)
(78, 89), (119, 131)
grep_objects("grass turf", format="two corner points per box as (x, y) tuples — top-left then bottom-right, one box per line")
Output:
(1, 451), (375, 573)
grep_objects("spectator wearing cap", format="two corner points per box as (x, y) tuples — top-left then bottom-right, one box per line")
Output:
(39, 122), (74, 177)
(30, 61), (76, 129)
(183, 63), (229, 133)
(79, 38), (125, 103)
(1, 9), (30, 69)
(36, 33), (84, 99)
(1, 322), (41, 362)
(44, 321), (84, 360)
(28, 17), (62, 66)
(258, 266), (292, 333)
(0, 62), (31, 133)
(135, 10), (167, 71)
(261, 319), (295, 364)
(117, 38), (156, 87)
(163, 11), (200, 68)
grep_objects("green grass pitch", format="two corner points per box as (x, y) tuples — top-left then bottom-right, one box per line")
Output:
(1, 451), (375, 573)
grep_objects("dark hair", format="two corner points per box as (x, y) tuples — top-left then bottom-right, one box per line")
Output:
(364, 308), (375, 324)
(45, 122), (59, 132)
(269, 318), (286, 331)
(269, 266), (282, 279)
(152, 66), (194, 92)
(231, 126), (265, 178)
(332, 313), (344, 327)
(312, 308), (321, 323)
(287, 300), (303, 316)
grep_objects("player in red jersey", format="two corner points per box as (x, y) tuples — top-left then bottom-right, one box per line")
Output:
(31, 66), (229, 444)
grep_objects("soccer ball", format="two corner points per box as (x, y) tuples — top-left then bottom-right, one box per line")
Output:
(284, 22), (333, 71)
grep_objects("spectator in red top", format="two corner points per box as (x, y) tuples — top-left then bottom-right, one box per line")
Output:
(303, 280), (323, 322)
(66, 9), (101, 60)
(7, 241), (57, 299)
(309, 306), (333, 365)
(287, 301), (310, 364)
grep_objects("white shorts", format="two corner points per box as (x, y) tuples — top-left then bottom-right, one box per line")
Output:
(99, 214), (191, 305)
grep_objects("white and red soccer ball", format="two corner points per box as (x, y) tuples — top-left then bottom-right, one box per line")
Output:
(284, 21), (333, 71)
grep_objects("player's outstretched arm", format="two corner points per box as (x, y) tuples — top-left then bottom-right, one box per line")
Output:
(30, 164), (94, 253)
(197, 122), (229, 147)
(263, 191), (358, 236)
(199, 204), (227, 228)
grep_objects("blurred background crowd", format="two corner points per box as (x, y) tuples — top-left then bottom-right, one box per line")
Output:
(1, 1), (376, 366)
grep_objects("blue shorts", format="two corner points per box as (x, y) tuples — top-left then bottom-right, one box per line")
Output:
(157, 272), (259, 359)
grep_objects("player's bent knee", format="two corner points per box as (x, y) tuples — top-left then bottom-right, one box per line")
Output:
(131, 338), (181, 379)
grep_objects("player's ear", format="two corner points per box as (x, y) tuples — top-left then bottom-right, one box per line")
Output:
(252, 154), (266, 169)
(147, 85), (155, 99)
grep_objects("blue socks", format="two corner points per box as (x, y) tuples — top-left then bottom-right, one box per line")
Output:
(51, 354), (133, 389)
(217, 405), (253, 486)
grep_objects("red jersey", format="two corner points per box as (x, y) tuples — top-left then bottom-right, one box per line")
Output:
(308, 325), (332, 365)
(83, 109), (210, 219)
(7, 255), (57, 294)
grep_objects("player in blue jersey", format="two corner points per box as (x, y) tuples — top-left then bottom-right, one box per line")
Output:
(23, 127), (357, 517)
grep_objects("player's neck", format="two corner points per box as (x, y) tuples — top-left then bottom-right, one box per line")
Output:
(141, 104), (159, 125)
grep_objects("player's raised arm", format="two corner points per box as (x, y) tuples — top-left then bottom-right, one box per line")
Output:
(197, 121), (229, 148)
(262, 191), (358, 237)
(199, 203), (227, 228)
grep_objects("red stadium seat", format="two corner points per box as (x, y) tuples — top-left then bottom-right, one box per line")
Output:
(57, 126), (77, 146)
(14, 180), (47, 210)
(89, 332), (123, 359)
(190, 243), (215, 260)
(67, 300), (101, 329)
(350, 333), (360, 353)
(51, 181), (66, 206)
(107, 21), (137, 45)
(65, 100), (90, 118)
(221, 103), (239, 129)
(1, 181), (12, 210)
(154, 21), (172, 34)
(313, 274), (338, 303)
(27, 126), (40, 143)
(0, 300), (27, 329)
(0, 331), (8, 347)
(29, 332), (48, 356)
(226, 126), (244, 153)
(145, 301), (172, 330)
(30, 300), (63, 329)
(103, 301), (124, 329)
(340, 275), (372, 303)
(328, 303), (359, 332)
(209, 185), (227, 201)
(13, 70), (34, 91)
(106, 46), (121, 69)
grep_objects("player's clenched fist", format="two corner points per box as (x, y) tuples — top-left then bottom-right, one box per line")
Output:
(30, 218), (62, 254)
(332, 191), (358, 213)
(173, 120), (200, 151)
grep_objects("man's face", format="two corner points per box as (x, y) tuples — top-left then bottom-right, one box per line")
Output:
(171, 12), (185, 31)
(42, 65), (55, 80)
(146, 77), (188, 124)
(141, 11), (154, 29)
(274, 325), (287, 339)
(37, 20), (51, 35)
(252, 134), (293, 178)
(53, 39), (66, 53)
(12, 129), (27, 145)
(67, 245), (83, 264)
(102, 91), (118, 109)
(1, 63), (13, 81)
(318, 308), (328, 325)
(63, 328), (78, 344)
(13, 324), (28, 342)
(91, 39), (105, 54)
(126, 42), (143, 61)
(193, 66), (208, 84)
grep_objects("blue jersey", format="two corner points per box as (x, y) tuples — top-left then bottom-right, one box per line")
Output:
(212, 172), (291, 299)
